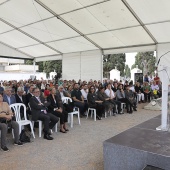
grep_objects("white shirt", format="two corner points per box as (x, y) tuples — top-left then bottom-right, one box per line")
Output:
(148, 76), (154, 82)
(80, 89), (88, 100)
(105, 89), (115, 99)
(129, 86), (135, 92)
(41, 83), (46, 90)
(151, 84), (159, 91)
(60, 92), (64, 98)
(18, 94), (23, 102)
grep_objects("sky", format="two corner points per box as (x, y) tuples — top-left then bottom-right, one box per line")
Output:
(125, 52), (156, 69)
(125, 52), (137, 69)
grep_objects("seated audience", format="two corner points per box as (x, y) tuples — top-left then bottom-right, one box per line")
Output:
(15, 87), (29, 119)
(47, 87), (68, 133)
(58, 86), (73, 113)
(71, 83), (88, 117)
(112, 82), (119, 93)
(116, 84), (132, 113)
(3, 86), (16, 105)
(67, 85), (73, 98)
(0, 92), (23, 152)
(151, 81), (159, 99)
(143, 82), (151, 102)
(87, 86), (104, 120)
(105, 84), (122, 114)
(0, 83), (4, 93)
(15, 87), (26, 104)
(135, 82), (145, 103)
(44, 84), (50, 98)
(29, 87), (59, 140)
(125, 85), (137, 113)
(154, 73), (160, 85)
(97, 86), (115, 115)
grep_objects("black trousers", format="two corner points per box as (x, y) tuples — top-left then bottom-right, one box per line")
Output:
(89, 104), (105, 117)
(37, 112), (59, 134)
(52, 110), (68, 124)
(112, 100), (121, 113)
(118, 98), (132, 111)
(74, 101), (88, 115)
(144, 92), (151, 102)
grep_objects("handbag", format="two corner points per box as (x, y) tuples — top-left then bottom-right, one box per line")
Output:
(19, 129), (31, 143)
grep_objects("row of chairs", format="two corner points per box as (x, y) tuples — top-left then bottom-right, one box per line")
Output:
(9, 97), (126, 138)
(87, 103), (126, 121)
(9, 97), (81, 138)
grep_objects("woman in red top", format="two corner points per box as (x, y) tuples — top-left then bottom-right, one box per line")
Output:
(44, 84), (50, 97)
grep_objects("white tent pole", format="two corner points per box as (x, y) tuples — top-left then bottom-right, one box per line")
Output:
(33, 60), (36, 76)
(101, 52), (104, 82)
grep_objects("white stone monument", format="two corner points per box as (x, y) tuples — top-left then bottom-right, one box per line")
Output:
(49, 70), (57, 80)
(110, 68), (120, 81)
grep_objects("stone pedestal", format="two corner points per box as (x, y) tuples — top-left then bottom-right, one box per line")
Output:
(103, 115), (170, 170)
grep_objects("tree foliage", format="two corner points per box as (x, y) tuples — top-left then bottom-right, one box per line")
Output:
(25, 60), (62, 77)
(103, 53), (126, 78)
(124, 65), (131, 78)
(131, 52), (156, 75)
(43, 60), (62, 78)
(25, 60), (44, 72)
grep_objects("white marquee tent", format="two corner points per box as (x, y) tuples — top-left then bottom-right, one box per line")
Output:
(0, 0), (170, 80)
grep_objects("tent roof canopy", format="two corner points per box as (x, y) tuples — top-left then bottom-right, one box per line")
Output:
(0, 0), (170, 61)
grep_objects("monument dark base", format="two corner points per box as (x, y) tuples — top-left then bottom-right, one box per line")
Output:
(103, 115), (170, 170)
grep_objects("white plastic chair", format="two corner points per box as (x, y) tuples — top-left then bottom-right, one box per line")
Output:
(28, 103), (43, 138)
(28, 103), (57, 137)
(62, 97), (72, 104)
(62, 97), (81, 128)
(10, 103), (35, 138)
(121, 103), (126, 113)
(67, 107), (81, 128)
(32, 120), (42, 137)
(104, 110), (113, 118)
(86, 108), (96, 121)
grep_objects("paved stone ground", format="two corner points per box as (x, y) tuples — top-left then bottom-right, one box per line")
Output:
(0, 103), (160, 170)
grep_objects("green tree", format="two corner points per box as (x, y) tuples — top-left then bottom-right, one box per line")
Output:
(25, 59), (62, 77)
(25, 60), (33, 65)
(43, 60), (62, 78)
(103, 53), (126, 78)
(131, 52), (156, 75)
(25, 60), (44, 72)
(124, 65), (131, 78)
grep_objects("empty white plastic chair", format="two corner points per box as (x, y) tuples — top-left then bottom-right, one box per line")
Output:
(86, 108), (96, 121)
(10, 103), (35, 138)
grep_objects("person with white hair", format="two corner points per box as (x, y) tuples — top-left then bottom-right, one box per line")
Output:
(3, 86), (16, 105)
(15, 87), (26, 104)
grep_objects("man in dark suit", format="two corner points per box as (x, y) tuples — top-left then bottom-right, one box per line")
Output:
(71, 83), (88, 116)
(125, 85), (137, 113)
(25, 85), (34, 108)
(15, 87), (28, 119)
(15, 87), (26, 104)
(29, 87), (59, 140)
(3, 86), (16, 105)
